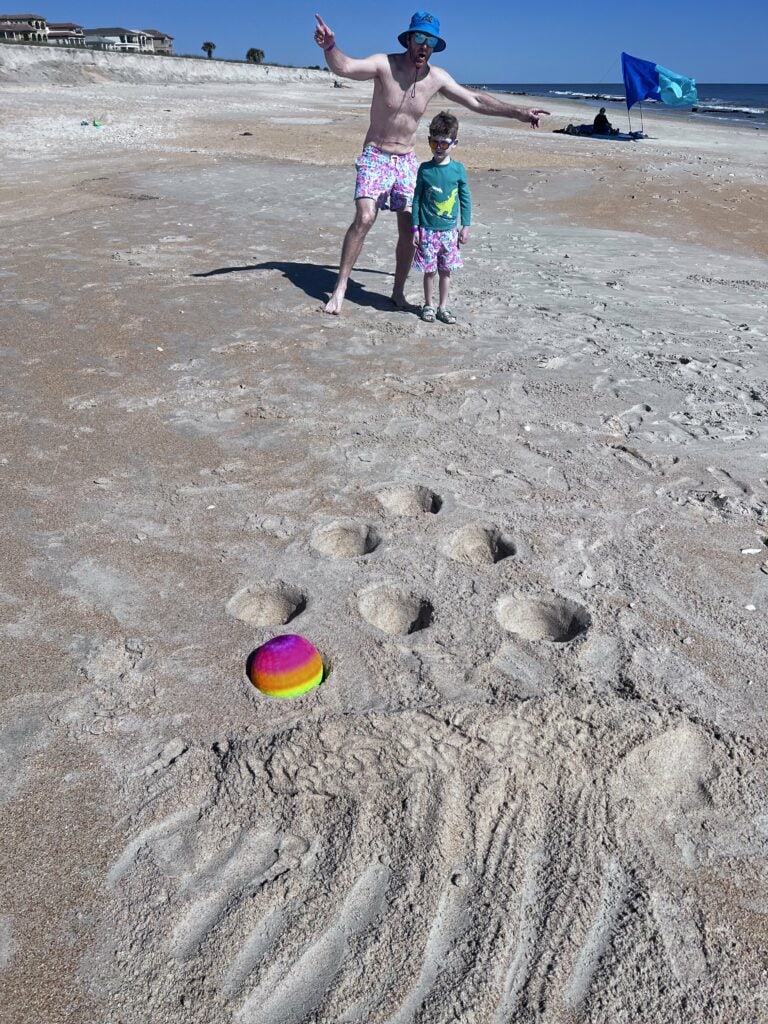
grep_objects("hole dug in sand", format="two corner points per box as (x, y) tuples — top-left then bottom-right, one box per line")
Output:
(377, 485), (442, 516)
(496, 593), (591, 643)
(445, 524), (516, 567)
(310, 520), (381, 558)
(227, 582), (307, 627)
(358, 583), (433, 635)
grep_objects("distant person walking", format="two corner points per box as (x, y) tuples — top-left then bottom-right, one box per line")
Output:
(313, 11), (549, 314)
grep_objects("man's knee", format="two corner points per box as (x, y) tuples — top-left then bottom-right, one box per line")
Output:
(353, 202), (378, 231)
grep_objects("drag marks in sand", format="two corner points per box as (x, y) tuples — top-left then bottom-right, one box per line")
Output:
(104, 702), (767, 1023)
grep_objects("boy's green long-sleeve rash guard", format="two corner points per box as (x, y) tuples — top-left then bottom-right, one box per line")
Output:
(411, 159), (471, 231)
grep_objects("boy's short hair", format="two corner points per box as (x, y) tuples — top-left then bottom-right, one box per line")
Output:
(429, 110), (459, 138)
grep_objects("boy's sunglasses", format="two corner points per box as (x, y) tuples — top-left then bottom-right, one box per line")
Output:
(429, 137), (456, 148)
(412, 31), (438, 47)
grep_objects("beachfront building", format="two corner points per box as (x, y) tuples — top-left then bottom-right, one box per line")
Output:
(47, 22), (85, 46)
(143, 29), (173, 55)
(82, 27), (153, 53)
(0, 12), (48, 41)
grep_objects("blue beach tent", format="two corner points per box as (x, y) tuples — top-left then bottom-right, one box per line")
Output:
(621, 51), (697, 110)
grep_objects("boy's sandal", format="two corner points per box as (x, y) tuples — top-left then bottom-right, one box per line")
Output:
(421, 305), (436, 322)
(436, 307), (457, 324)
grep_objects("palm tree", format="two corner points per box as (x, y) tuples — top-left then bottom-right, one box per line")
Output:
(246, 48), (265, 64)
(201, 41), (216, 59)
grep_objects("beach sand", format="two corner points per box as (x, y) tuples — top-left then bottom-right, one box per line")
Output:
(2, 58), (768, 1024)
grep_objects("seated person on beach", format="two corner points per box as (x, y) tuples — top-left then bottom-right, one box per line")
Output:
(313, 10), (549, 315)
(593, 107), (617, 134)
(412, 111), (470, 325)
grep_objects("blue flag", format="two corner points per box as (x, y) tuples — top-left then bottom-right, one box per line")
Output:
(621, 52), (697, 109)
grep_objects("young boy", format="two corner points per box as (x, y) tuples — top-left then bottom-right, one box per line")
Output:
(411, 111), (471, 324)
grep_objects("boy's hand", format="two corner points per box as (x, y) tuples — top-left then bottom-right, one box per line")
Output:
(314, 14), (335, 50)
(412, 227), (423, 249)
(458, 226), (470, 246)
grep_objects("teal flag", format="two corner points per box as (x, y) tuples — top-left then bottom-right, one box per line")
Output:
(657, 64), (698, 106)
(622, 52), (697, 109)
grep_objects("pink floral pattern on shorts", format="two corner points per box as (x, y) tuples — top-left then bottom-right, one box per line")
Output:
(413, 228), (463, 274)
(354, 145), (418, 211)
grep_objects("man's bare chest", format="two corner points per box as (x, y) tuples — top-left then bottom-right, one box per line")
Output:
(375, 72), (438, 114)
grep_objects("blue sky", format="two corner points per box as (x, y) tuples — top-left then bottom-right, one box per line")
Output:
(37, 2), (767, 81)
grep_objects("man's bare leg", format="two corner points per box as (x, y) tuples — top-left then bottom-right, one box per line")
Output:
(392, 210), (415, 309)
(324, 199), (378, 315)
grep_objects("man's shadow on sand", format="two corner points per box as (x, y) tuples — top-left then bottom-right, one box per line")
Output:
(191, 261), (397, 311)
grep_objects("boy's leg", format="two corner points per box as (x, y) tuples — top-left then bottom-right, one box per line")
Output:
(423, 270), (436, 308)
(438, 269), (451, 310)
(324, 198), (378, 315)
(392, 211), (415, 309)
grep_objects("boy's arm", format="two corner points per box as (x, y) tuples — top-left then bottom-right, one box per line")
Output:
(457, 166), (471, 227)
(412, 171), (424, 244)
(314, 14), (384, 81)
(434, 67), (549, 128)
(457, 166), (471, 245)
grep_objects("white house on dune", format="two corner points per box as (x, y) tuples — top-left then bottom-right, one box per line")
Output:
(47, 22), (85, 46)
(0, 12), (49, 41)
(82, 27), (153, 53)
(142, 28), (173, 55)
(0, 14), (173, 53)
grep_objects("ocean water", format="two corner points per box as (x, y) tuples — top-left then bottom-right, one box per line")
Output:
(471, 83), (768, 130)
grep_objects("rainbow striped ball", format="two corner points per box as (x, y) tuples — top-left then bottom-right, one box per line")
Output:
(247, 634), (324, 698)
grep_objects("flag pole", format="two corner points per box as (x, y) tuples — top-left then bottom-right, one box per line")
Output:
(624, 64), (632, 133)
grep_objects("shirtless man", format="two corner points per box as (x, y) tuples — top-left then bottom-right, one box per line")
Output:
(314, 11), (549, 314)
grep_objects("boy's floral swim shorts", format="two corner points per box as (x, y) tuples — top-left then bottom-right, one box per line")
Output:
(413, 228), (463, 274)
(354, 145), (418, 211)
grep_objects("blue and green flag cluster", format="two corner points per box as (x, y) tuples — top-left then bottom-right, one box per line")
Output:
(621, 52), (697, 109)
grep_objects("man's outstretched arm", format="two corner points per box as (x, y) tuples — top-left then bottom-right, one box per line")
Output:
(314, 13), (383, 81)
(436, 71), (550, 128)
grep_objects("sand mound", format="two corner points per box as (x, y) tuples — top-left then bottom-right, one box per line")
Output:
(0, 44), (330, 86)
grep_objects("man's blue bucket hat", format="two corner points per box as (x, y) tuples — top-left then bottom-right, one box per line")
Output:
(398, 11), (446, 52)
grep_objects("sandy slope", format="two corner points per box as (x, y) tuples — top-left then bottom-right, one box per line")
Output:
(1, 56), (768, 1024)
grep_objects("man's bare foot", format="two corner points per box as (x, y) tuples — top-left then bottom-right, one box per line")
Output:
(391, 290), (408, 310)
(323, 291), (344, 315)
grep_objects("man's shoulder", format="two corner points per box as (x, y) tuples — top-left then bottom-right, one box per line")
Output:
(430, 64), (463, 93)
(428, 63), (453, 82)
(360, 52), (391, 73)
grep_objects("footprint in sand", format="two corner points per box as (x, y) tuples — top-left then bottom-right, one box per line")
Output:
(376, 484), (442, 516)
(226, 581), (307, 627)
(357, 582), (433, 636)
(611, 403), (653, 434)
(310, 520), (381, 559)
(495, 593), (591, 643)
(444, 523), (516, 568)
